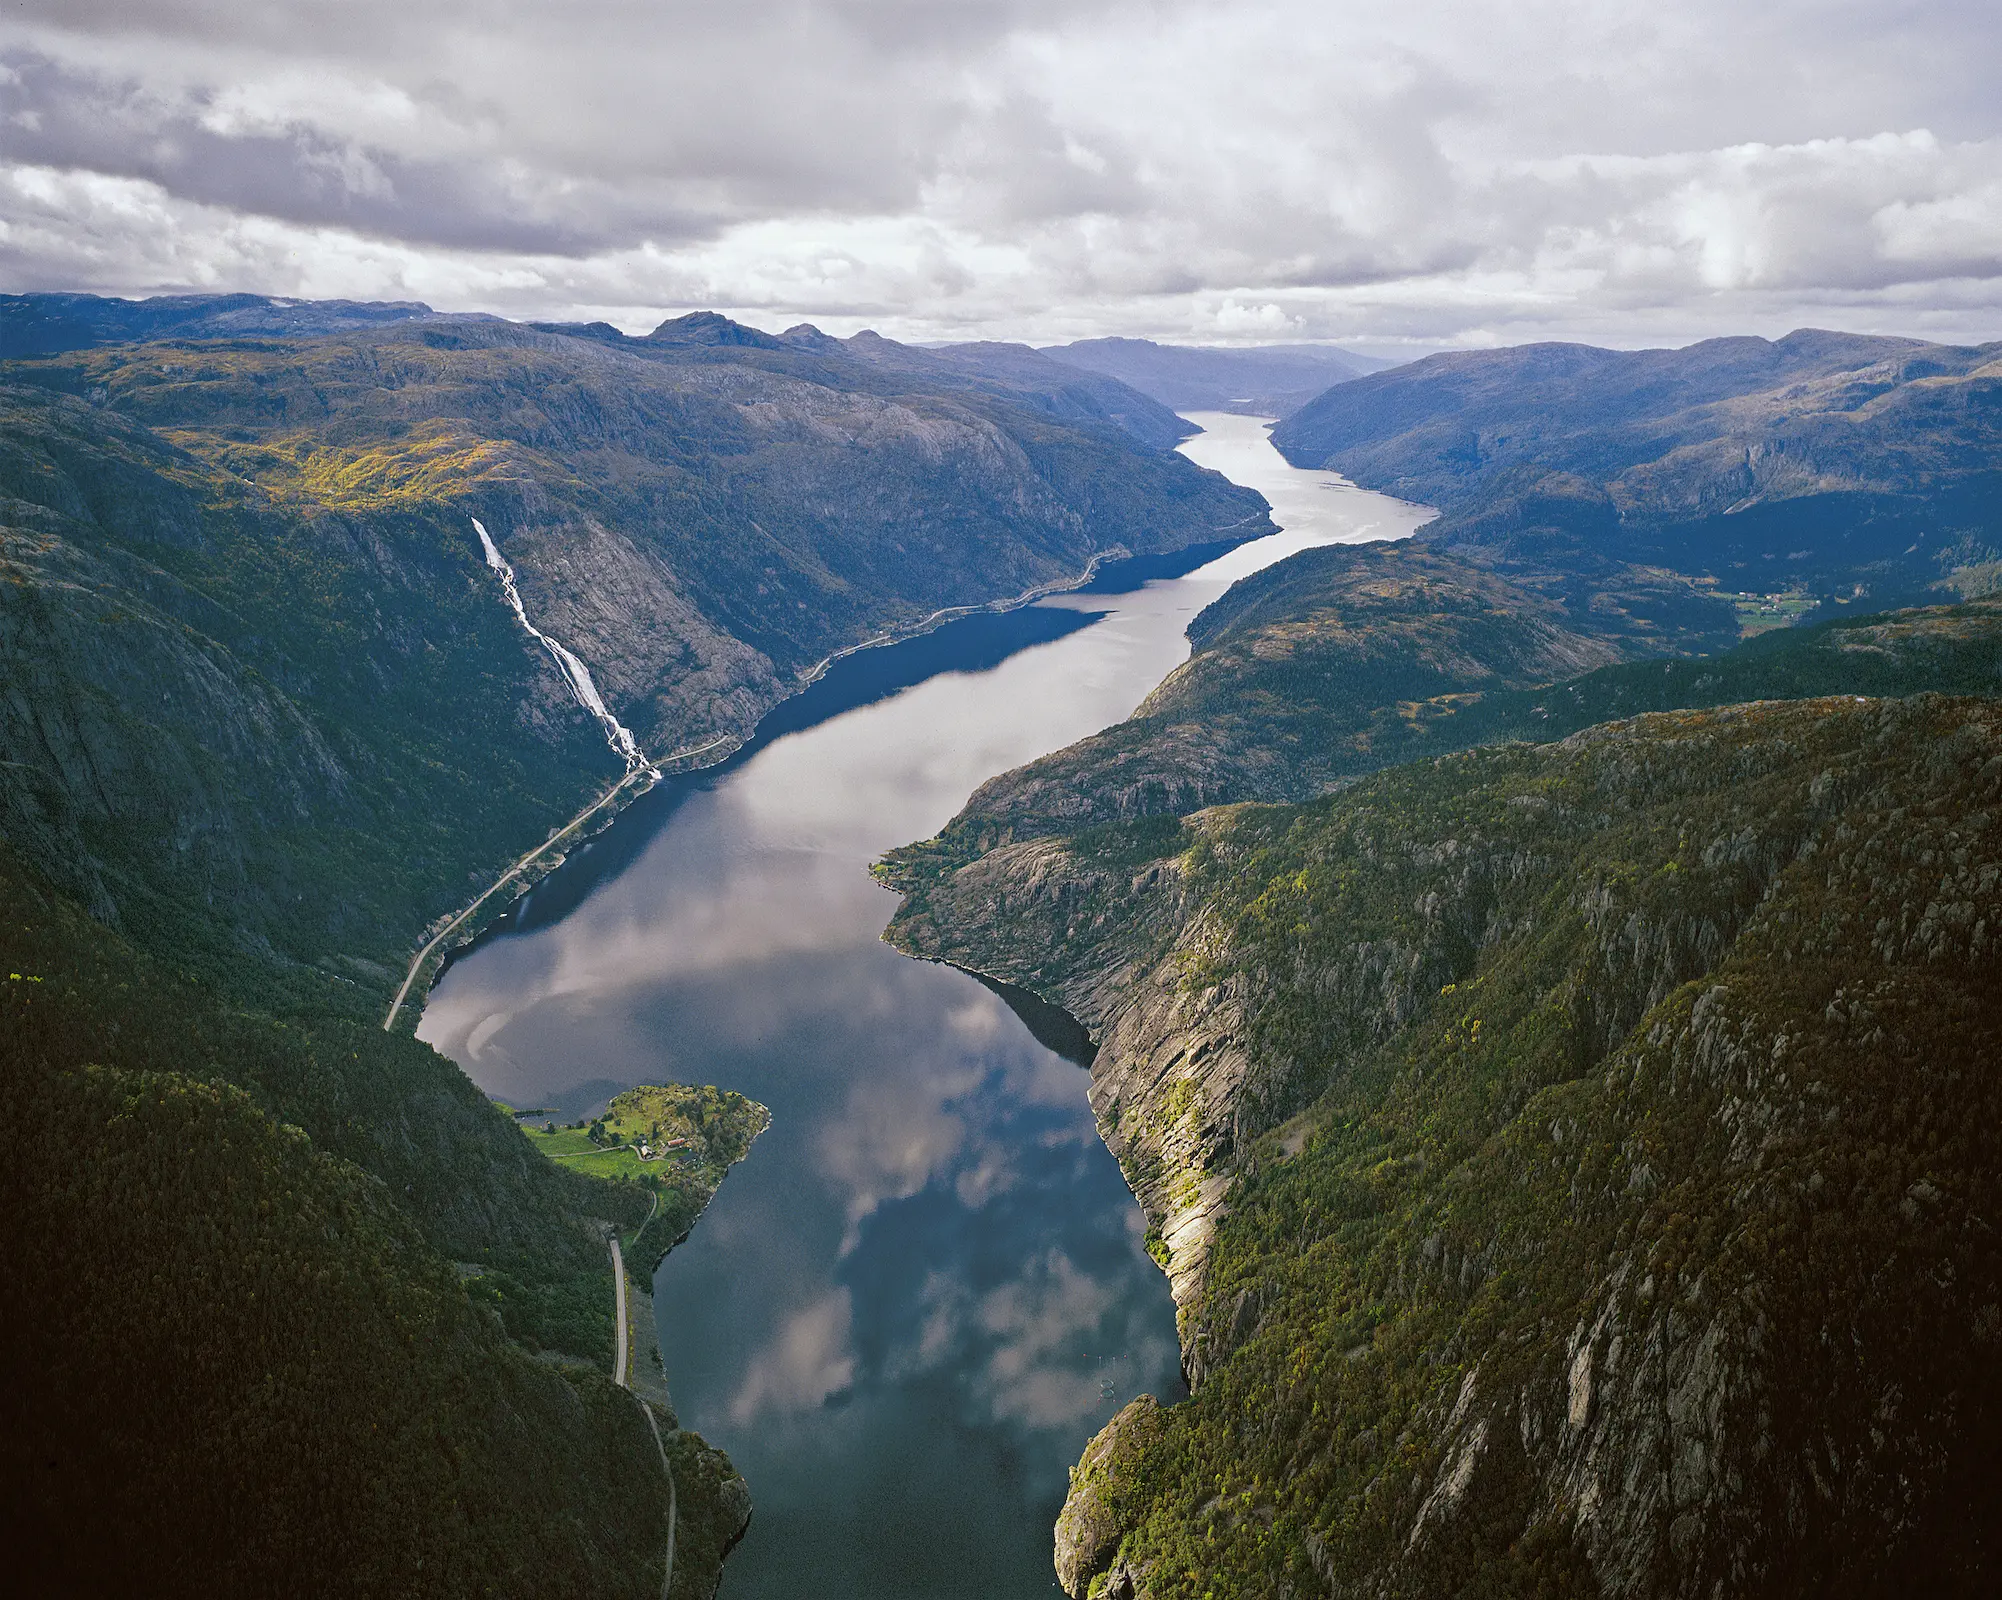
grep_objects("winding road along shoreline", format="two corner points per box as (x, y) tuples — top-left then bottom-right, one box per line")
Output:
(385, 517), (1272, 1035)
(381, 738), (728, 1031)
(611, 1229), (678, 1600)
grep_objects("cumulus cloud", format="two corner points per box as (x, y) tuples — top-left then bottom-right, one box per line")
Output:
(973, 1249), (1125, 1429)
(13, 1), (1992, 350)
(731, 1289), (857, 1423)
(815, 1066), (975, 1236)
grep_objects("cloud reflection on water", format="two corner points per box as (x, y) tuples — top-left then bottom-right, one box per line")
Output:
(732, 1289), (858, 1424)
(417, 416), (1427, 1596)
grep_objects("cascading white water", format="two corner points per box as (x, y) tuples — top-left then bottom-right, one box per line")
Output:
(471, 518), (651, 772)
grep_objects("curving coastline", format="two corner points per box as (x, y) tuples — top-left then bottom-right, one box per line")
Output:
(388, 518), (1272, 1033)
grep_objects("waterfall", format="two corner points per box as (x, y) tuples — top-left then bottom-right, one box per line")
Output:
(472, 519), (651, 773)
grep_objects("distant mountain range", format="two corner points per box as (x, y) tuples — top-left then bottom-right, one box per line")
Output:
(1273, 328), (2002, 611)
(1037, 336), (1394, 416)
(0, 289), (446, 353)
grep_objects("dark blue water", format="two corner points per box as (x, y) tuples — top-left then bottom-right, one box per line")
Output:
(420, 414), (1429, 1597)
(442, 601), (1109, 962)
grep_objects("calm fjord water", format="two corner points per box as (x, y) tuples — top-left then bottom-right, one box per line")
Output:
(420, 413), (1429, 1597)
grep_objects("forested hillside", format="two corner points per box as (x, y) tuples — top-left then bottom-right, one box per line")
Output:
(886, 693), (2002, 1599)
(881, 550), (2002, 1597)
(0, 836), (678, 1594)
(0, 293), (1264, 1594)
(887, 544), (2002, 892)
(0, 295), (1264, 996)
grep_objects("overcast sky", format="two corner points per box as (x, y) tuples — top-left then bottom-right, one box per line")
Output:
(2, 0), (1998, 350)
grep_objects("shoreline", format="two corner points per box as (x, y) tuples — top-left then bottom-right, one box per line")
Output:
(382, 517), (1271, 1034)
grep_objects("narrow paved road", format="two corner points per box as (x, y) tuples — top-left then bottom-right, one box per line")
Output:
(610, 1231), (633, 1388)
(382, 735), (732, 1032)
(609, 1229), (677, 1598)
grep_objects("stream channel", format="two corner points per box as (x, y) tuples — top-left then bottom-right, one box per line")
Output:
(420, 413), (1430, 1596)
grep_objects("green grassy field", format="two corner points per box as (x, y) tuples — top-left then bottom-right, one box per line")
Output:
(517, 1124), (676, 1183)
(504, 1085), (770, 1276)
(528, 1131), (653, 1181)
(501, 1102), (712, 1185)
(1728, 586), (1821, 634)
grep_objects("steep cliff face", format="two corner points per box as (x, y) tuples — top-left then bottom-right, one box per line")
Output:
(879, 824), (1233, 1314)
(882, 594), (2002, 1344)
(890, 696), (2002, 1598)
(0, 380), (613, 987)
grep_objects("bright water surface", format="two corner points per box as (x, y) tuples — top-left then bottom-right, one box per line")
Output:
(420, 413), (1429, 1597)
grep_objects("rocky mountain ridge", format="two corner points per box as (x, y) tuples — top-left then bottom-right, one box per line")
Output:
(889, 692), (2002, 1598)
